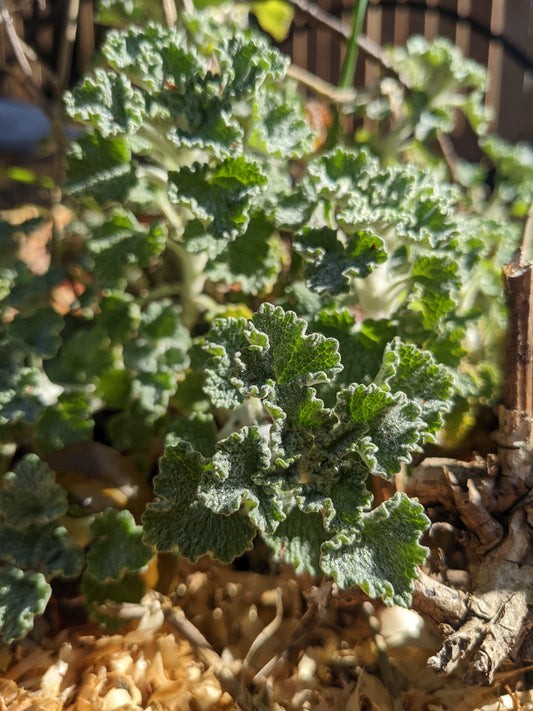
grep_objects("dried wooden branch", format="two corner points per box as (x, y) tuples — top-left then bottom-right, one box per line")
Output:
(414, 242), (533, 685)
(502, 250), (533, 413)
(443, 467), (504, 551)
(412, 571), (469, 630)
(427, 510), (532, 684)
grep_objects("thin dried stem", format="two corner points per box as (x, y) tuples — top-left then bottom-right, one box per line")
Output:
(243, 587), (283, 672)
(521, 202), (533, 263)
(0, 0), (32, 75)
(162, 0), (177, 26)
(57, 0), (80, 93)
(286, 63), (356, 102)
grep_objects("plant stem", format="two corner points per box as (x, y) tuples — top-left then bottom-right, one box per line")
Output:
(326, 0), (367, 147)
(166, 240), (208, 330)
(338, 0), (368, 90)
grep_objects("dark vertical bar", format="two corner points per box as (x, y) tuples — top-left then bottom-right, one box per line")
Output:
(315, 0), (332, 82)
(408, 1), (426, 36)
(291, 11), (309, 72)
(380, 4), (395, 46)
(307, 8), (318, 76)
(468, 0), (493, 67)
(498, 0), (529, 141)
(394, 0), (410, 45)
(437, 0), (459, 42)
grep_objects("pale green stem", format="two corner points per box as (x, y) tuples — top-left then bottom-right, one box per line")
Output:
(166, 240), (208, 330)
(136, 124), (181, 171)
(135, 164), (208, 329)
(138, 284), (183, 306)
(338, 0), (368, 89)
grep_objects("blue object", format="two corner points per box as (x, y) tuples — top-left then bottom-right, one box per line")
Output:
(0, 98), (51, 154)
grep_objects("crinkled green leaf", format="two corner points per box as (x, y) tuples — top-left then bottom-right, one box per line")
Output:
(296, 459), (372, 534)
(97, 292), (142, 344)
(35, 392), (94, 454)
(46, 327), (115, 386)
(181, 220), (223, 259)
(106, 405), (156, 454)
(88, 210), (167, 287)
(263, 506), (327, 575)
(205, 214), (283, 294)
(333, 384), (423, 479)
(268, 385), (335, 473)
(295, 227), (386, 295)
(167, 109), (243, 159)
(311, 310), (387, 395)
(321, 493), (429, 605)
(142, 442), (256, 562)
(268, 178), (316, 230)
(308, 148), (457, 249)
(65, 69), (145, 137)
(376, 338), (453, 439)
(480, 136), (533, 216)
(6, 307), (64, 359)
(168, 157), (267, 242)
(216, 34), (288, 100)
(385, 35), (490, 136)
(237, 303), (342, 396)
(0, 523), (83, 578)
(249, 81), (314, 158)
(408, 253), (459, 326)
(3, 262), (65, 311)
(101, 25), (193, 91)
(203, 317), (248, 409)
(87, 508), (153, 582)
(0, 566), (51, 642)
(131, 372), (176, 413)
(0, 454), (67, 528)
(131, 299), (190, 350)
(198, 427), (284, 533)
(98, 25), (256, 159)
(123, 300), (191, 413)
(0, 363), (59, 427)
(166, 412), (217, 458)
(64, 132), (135, 204)
(308, 147), (378, 202)
(96, 369), (131, 409)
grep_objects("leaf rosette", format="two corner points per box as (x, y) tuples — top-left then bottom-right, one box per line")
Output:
(144, 305), (450, 605)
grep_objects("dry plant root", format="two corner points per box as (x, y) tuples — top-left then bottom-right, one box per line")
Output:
(407, 249), (533, 685)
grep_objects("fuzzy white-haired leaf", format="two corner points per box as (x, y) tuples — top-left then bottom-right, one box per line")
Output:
(321, 493), (429, 606)
(0, 454), (68, 528)
(0, 566), (51, 643)
(143, 442), (256, 563)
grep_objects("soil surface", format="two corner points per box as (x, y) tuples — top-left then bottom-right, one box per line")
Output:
(2, 556), (533, 710)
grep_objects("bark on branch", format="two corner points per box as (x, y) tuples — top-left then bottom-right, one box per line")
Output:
(409, 249), (533, 685)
